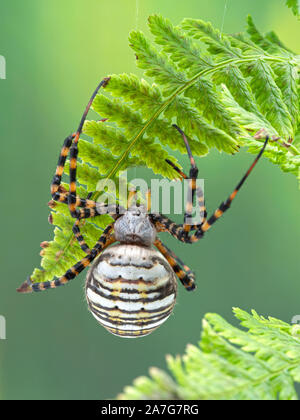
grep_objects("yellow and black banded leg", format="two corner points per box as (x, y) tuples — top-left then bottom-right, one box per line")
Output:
(166, 125), (207, 232)
(146, 189), (151, 213)
(49, 192), (124, 219)
(68, 78), (111, 218)
(51, 133), (76, 201)
(154, 238), (196, 291)
(72, 204), (124, 254)
(72, 218), (91, 254)
(50, 77), (110, 207)
(187, 135), (270, 242)
(17, 224), (116, 293)
(151, 214), (193, 243)
(127, 189), (137, 209)
(164, 161), (207, 231)
(191, 187), (207, 229)
(172, 125), (199, 235)
(52, 92), (109, 206)
(68, 143), (80, 218)
(151, 136), (269, 244)
(75, 203), (125, 220)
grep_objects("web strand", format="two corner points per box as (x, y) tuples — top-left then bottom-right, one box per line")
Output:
(136, 0), (139, 30)
(221, 0), (229, 33)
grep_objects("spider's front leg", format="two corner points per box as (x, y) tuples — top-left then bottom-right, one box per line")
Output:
(172, 125), (207, 233)
(48, 77), (118, 254)
(50, 77), (110, 206)
(166, 125), (207, 233)
(152, 125), (269, 244)
(71, 204), (124, 254)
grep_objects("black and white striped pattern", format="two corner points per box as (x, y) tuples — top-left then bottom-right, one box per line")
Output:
(85, 244), (177, 337)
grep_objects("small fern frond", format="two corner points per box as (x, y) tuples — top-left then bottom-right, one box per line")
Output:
(246, 59), (294, 139)
(286, 0), (300, 18)
(246, 15), (287, 56)
(118, 309), (300, 400)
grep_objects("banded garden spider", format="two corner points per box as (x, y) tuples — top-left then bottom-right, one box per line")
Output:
(17, 78), (268, 337)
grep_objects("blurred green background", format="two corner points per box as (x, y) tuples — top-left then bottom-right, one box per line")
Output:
(0, 0), (299, 400)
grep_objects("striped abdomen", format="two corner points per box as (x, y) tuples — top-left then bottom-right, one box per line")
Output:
(85, 244), (177, 338)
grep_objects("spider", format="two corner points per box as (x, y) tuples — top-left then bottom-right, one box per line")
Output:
(17, 78), (268, 338)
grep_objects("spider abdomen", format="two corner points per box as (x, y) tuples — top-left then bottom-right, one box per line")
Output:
(85, 244), (177, 338)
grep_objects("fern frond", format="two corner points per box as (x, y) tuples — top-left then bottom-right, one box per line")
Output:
(29, 14), (300, 286)
(129, 28), (239, 153)
(103, 74), (208, 155)
(182, 18), (243, 60)
(286, 0), (300, 17)
(221, 84), (277, 136)
(246, 59), (293, 139)
(118, 309), (300, 400)
(246, 15), (287, 56)
(247, 138), (300, 177)
(272, 60), (299, 131)
(265, 30), (295, 54)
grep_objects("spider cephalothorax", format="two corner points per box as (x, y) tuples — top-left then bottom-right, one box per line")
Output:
(114, 204), (156, 246)
(17, 78), (268, 338)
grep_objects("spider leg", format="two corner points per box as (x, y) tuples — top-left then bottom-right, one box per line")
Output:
(49, 78), (110, 206)
(128, 188), (151, 211)
(154, 238), (196, 291)
(17, 224), (116, 293)
(146, 189), (151, 213)
(151, 134), (269, 243)
(127, 189), (137, 208)
(51, 132), (76, 202)
(68, 78), (111, 217)
(72, 204), (124, 254)
(166, 125), (207, 229)
(164, 159), (207, 229)
(49, 194), (98, 211)
(50, 185), (97, 209)
(49, 193), (125, 218)
(49, 78), (121, 253)
(189, 136), (269, 241)
(72, 218), (91, 254)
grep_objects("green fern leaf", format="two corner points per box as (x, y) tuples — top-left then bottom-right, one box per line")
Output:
(272, 60), (300, 132)
(286, 0), (300, 17)
(245, 59), (294, 139)
(181, 18), (242, 60)
(118, 309), (300, 400)
(246, 16), (286, 55)
(265, 30), (295, 54)
(28, 14), (300, 288)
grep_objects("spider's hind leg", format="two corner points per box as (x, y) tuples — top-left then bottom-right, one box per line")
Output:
(155, 134), (269, 244)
